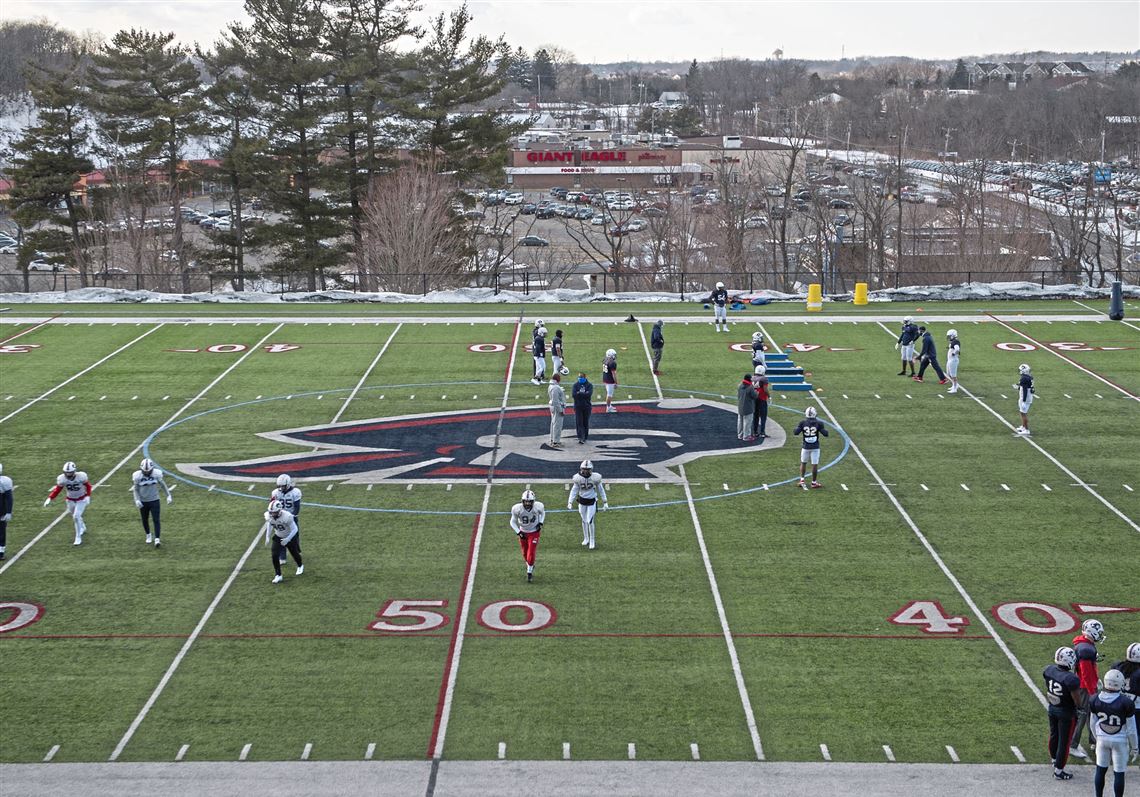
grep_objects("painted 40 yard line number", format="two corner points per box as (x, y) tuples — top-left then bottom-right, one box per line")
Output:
(891, 600), (1138, 635)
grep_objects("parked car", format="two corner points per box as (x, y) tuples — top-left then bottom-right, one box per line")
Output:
(0, 245), (16, 255)
(93, 267), (129, 279)
(519, 203), (537, 215)
(770, 206), (790, 220)
(518, 235), (549, 247)
(590, 214), (606, 225)
(535, 206), (557, 219)
(28, 259), (64, 271)
(461, 209), (486, 220)
(575, 207), (594, 220)
(504, 192), (524, 205)
(829, 198), (853, 209)
(642, 207), (667, 218)
(743, 215), (768, 229)
(833, 214), (853, 226)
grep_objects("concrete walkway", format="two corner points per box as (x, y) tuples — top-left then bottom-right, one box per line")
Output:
(0, 760), (1087, 797)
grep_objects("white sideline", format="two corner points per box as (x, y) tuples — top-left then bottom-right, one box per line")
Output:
(870, 322), (1139, 536)
(638, 322), (765, 761)
(0, 323), (285, 575)
(759, 323), (1048, 708)
(329, 323), (402, 424)
(430, 321), (522, 762)
(0, 324), (162, 425)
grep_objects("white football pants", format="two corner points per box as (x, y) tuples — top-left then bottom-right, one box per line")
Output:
(577, 502), (597, 548)
(67, 497), (89, 538)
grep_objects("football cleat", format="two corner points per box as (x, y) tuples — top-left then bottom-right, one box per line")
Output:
(1081, 618), (1106, 643)
(912, 376), (924, 382)
(295, 565), (304, 576)
(938, 379), (949, 385)
(271, 574), (283, 584)
(1054, 647), (1077, 668)
(1053, 770), (1073, 780)
(526, 571), (533, 583)
(154, 538), (161, 548)
(810, 481), (822, 489)
(73, 536), (82, 546)
(146, 533), (153, 544)
(798, 479), (807, 490)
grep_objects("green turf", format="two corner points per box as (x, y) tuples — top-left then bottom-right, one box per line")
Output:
(0, 307), (1136, 766)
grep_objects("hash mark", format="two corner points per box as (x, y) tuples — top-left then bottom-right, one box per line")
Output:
(326, 484), (334, 491)
(247, 485), (255, 492)
(1124, 485), (1133, 492)
(498, 742), (506, 760)
(1010, 745), (1025, 763)
(162, 395), (169, 401)
(920, 483), (928, 491)
(1042, 484), (1052, 491)
(883, 745), (895, 762)
(905, 394), (912, 399)
(176, 744), (189, 762)
(842, 394), (848, 399)
(131, 395), (138, 400)
(44, 745), (60, 762)
(366, 484), (373, 491)
(1064, 394), (1072, 399)
(1096, 393), (1104, 399)
(562, 742), (570, 760)
(406, 484), (413, 491)
(690, 742), (700, 760)
(628, 742), (636, 760)
(960, 483), (970, 491)
(301, 743), (312, 760)
(447, 484), (453, 491)
(1000, 484), (1010, 491)
(820, 743), (831, 761)
(239, 743), (251, 761)
(841, 484), (848, 491)
(874, 394), (881, 399)
(1001, 394), (1007, 399)
(946, 745), (959, 762)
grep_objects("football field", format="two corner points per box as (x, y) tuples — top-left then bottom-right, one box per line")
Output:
(0, 300), (1137, 788)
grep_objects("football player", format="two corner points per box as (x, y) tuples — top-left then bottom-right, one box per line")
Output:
(1110, 642), (1140, 764)
(793, 407), (829, 489)
(945, 329), (961, 394)
(568, 459), (608, 550)
(1071, 618), (1107, 759)
(551, 329), (568, 376)
(1014, 363), (1035, 435)
(531, 324), (548, 386)
(270, 474), (302, 566)
(547, 373), (566, 448)
(710, 281), (729, 332)
(0, 463), (13, 560)
(510, 489), (545, 582)
(1088, 670), (1136, 797)
(1043, 646), (1084, 780)
(912, 326), (948, 384)
(750, 331), (766, 370)
(601, 348), (618, 413)
(131, 458), (173, 547)
(894, 316), (920, 376)
(751, 365), (770, 441)
(44, 461), (92, 546)
(650, 320), (664, 376)
(263, 499), (303, 584)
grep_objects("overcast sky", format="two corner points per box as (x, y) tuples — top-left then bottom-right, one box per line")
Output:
(3, 0), (1138, 62)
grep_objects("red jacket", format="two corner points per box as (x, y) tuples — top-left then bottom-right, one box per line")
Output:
(1071, 633), (1099, 694)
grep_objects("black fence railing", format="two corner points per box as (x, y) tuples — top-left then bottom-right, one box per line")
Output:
(1, 269), (1137, 298)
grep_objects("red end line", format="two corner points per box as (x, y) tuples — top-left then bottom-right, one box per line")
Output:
(0, 315), (60, 345)
(987, 314), (1140, 400)
(0, 631), (992, 641)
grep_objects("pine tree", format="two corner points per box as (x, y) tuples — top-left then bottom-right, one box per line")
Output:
(948, 58), (971, 90)
(389, 5), (523, 185)
(507, 46), (532, 89)
(229, 0), (342, 291)
(7, 53), (95, 287)
(87, 29), (206, 285)
(532, 48), (556, 97)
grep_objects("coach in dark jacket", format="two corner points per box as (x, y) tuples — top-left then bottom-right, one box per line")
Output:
(915, 327), (946, 383)
(572, 373), (594, 443)
(650, 320), (664, 375)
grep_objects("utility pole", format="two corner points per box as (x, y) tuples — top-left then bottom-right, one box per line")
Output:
(824, 117), (831, 159)
(845, 121), (851, 159)
(1100, 128), (1106, 163)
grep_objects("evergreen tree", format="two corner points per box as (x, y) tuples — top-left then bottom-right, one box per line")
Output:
(507, 46), (532, 88)
(948, 58), (971, 90)
(229, 0), (342, 291)
(668, 105), (703, 137)
(87, 29), (206, 283)
(390, 5), (523, 185)
(532, 48), (556, 97)
(7, 53), (95, 287)
(685, 58), (703, 117)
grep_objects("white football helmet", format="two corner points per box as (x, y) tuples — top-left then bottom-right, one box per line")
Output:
(521, 489), (536, 508)
(903, 316), (912, 324)
(1018, 363), (1031, 375)
(754, 365), (766, 376)
(276, 474), (293, 489)
(1102, 669), (1125, 692)
(1082, 618), (1106, 643)
(1126, 642), (1140, 663)
(579, 459), (593, 477)
(537, 326), (547, 337)
(140, 458), (155, 473)
(752, 331), (763, 342)
(268, 499), (283, 517)
(1054, 647), (1077, 668)
(63, 461), (77, 475)
(804, 407), (817, 419)
(534, 319), (544, 328)
(715, 281), (724, 289)
(946, 329), (957, 339)
(559, 366), (570, 375)
(605, 348), (616, 358)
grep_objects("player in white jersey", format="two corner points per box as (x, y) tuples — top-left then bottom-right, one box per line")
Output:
(263, 500), (303, 584)
(510, 489), (545, 582)
(0, 463), (13, 560)
(270, 474), (303, 565)
(44, 461), (92, 546)
(945, 329), (961, 394)
(132, 458), (173, 547)
(568, 459), (608, 550)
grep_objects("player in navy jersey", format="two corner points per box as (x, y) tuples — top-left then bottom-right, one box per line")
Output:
(912, 326), (947, 384)
(1088, 670), (1136, 797)
(1014, 363), (1035, 435)
(793, 407), (829, 489)
(263, 500), (303, 584)
(709, 281), (729, 332)
(601, 348), (618, 413)
(895, 316), (920, 376)
(0, 463), (13, 560)
(531, 325), (548, 386)
(1043, 646), (1085, 780)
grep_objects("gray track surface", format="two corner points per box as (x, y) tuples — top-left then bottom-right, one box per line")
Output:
(0, 760), (1084, 797)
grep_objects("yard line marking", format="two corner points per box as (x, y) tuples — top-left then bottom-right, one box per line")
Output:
(0, 315), (59, 344)
(1010, 745), (1025, 763)
(883, 745), (895, 762)
(99, 395), (106, 400)
(109, 523), (266, 761)
(641, 320), (764, 761)
(0, 324), (285, 576)
(946, 745), (959, 762)
(427, 320), (522, 787)
(690, 743), (701, 760)
(1072, 299), (1106, 316)
(562, 742), (571, 760)
(820, 744), (831, 761)
(987, 314), (1139, 401)
(628, 742), (636, 760)
(497, 742), (506, 760)
(1119, 319), (1140, 334)
(365, 743), (376, 760)
(0, 324), (162, 425)
(301, 743), (312, 760)
(176, 744), (189, 762)
(43, 745), (59, 762)
(957, 384), (1140, 535)
(239, 743), (251, 761)
(761, 322), (1051, 707)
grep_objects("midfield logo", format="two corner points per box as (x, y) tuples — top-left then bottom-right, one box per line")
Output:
(177, 399), (785, 484)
